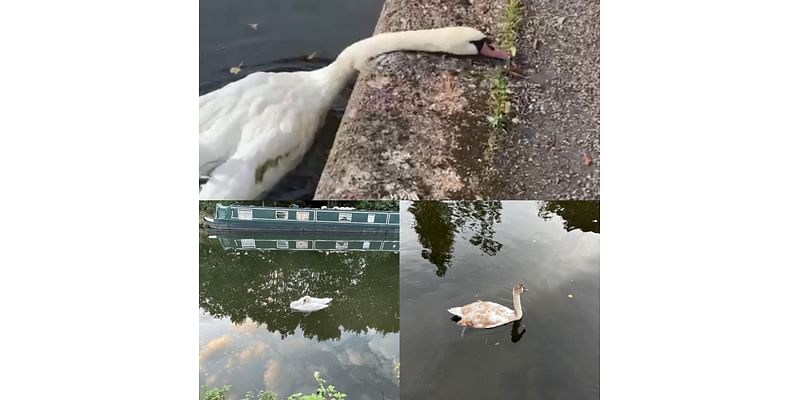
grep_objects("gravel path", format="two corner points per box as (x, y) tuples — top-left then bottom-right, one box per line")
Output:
(491, 0), (600, 199)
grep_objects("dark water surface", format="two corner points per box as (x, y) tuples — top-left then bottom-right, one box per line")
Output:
(199, 0), (384, 199)
(199, 233), (399, 399)
(400, 201), (599, 399)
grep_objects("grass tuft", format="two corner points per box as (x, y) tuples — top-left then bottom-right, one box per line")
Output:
(499, 0), (523, 53)
(484, 0), (523, 163)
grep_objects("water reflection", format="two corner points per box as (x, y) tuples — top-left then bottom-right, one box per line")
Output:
(208, 231), (400, 252)
(538, 201), (600, 233)
(200, 312), (399, 400)
(199, 232), (399, 399)
(200, 237), (398, 340)
(408, 201), (504, 277)
(510, 320), (526, 343)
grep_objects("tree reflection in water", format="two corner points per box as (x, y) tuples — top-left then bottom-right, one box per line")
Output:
(199, 237), (399, 341)
(408, 201), (503, 277)
(538, 201), (600, 233)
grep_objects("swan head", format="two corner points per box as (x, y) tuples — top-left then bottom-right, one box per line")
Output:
(513, 282), (529, 294)
(432, 27), (511, 60)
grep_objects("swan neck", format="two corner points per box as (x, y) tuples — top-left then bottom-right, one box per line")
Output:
(316, 30), (441, 103)
(336, 30), (442, 74)
(512, 290), (522, 319)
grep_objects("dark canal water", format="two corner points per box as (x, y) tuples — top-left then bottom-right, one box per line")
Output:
(400, 201), (600, 399)
(199, 0), (384, 199)
(199, 232), (399, 399)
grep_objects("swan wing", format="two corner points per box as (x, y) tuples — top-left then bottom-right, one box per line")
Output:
(456, 301), (516, 329)
(310, 297), (332, 304)
(200, 72), (280, 174)
(200, 72), (322, 198)
(291, 303), (330, 313)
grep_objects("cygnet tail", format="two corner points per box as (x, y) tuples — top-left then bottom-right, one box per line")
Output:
(447, 307), (463, 317)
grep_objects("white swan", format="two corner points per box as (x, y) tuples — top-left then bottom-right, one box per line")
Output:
(447, 283), (528, 329)
(199, 27), (511, 199)
(289, 295), (333, 313)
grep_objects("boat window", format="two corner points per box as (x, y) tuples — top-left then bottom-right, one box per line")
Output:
(296, 211), (310, 221)
(339, 213), (352, 222)
(238, 209), (253, 220)
(362, 241), (371, 249)
(275, 210), (288, 220)
(367, 213), (375, 223)
(296, 240), (309, 249)
(240, 239), (255, 249)
(335, 241), (348, 250)
(277, 240), (289, 249)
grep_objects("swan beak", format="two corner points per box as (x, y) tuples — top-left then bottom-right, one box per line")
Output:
(523, 287), (529, 292)
(479, 43), (511, 60)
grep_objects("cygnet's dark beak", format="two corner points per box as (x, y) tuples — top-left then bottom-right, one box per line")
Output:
(523, 287), (529, 292)
(479, 42), (511, 60)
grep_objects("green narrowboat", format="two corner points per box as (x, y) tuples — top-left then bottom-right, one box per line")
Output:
(207, 231), (400, 252)
(204, 204), (400, 233)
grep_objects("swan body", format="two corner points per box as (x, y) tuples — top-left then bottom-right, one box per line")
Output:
(289, 295), (332, 313)
(199, 27), (510, 199)
(448, 283), (528, 329)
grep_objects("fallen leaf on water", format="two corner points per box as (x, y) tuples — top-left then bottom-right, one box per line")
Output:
(229, 61), (244, 75)
(557, 16), (567, 26)
(583, 152), (593, 166)
(494, 342), (500, 346)
(568, 294), (574, 299)
(306, 51), (317, 61)
(248, 23), (258, 31)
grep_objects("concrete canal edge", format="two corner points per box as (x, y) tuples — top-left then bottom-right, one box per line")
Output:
(314, 0), (600, 200)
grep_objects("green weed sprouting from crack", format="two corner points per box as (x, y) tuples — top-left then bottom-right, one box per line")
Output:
(484, 0), (523, 164)
(499, 0), (523, 51)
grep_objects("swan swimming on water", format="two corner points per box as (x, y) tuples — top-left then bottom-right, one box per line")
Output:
(290, 295), (333, 313)
(448, 283), (528, 329)
(199, 27), (511, 199)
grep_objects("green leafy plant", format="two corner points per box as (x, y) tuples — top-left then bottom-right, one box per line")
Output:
(287, 372), (347, 400)
(200, 384), (231, 400)
(243, 390), (279, 400)
(199, 373), (345, 400)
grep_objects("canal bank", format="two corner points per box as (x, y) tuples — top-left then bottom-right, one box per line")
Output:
(315, 0), (599, 200)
